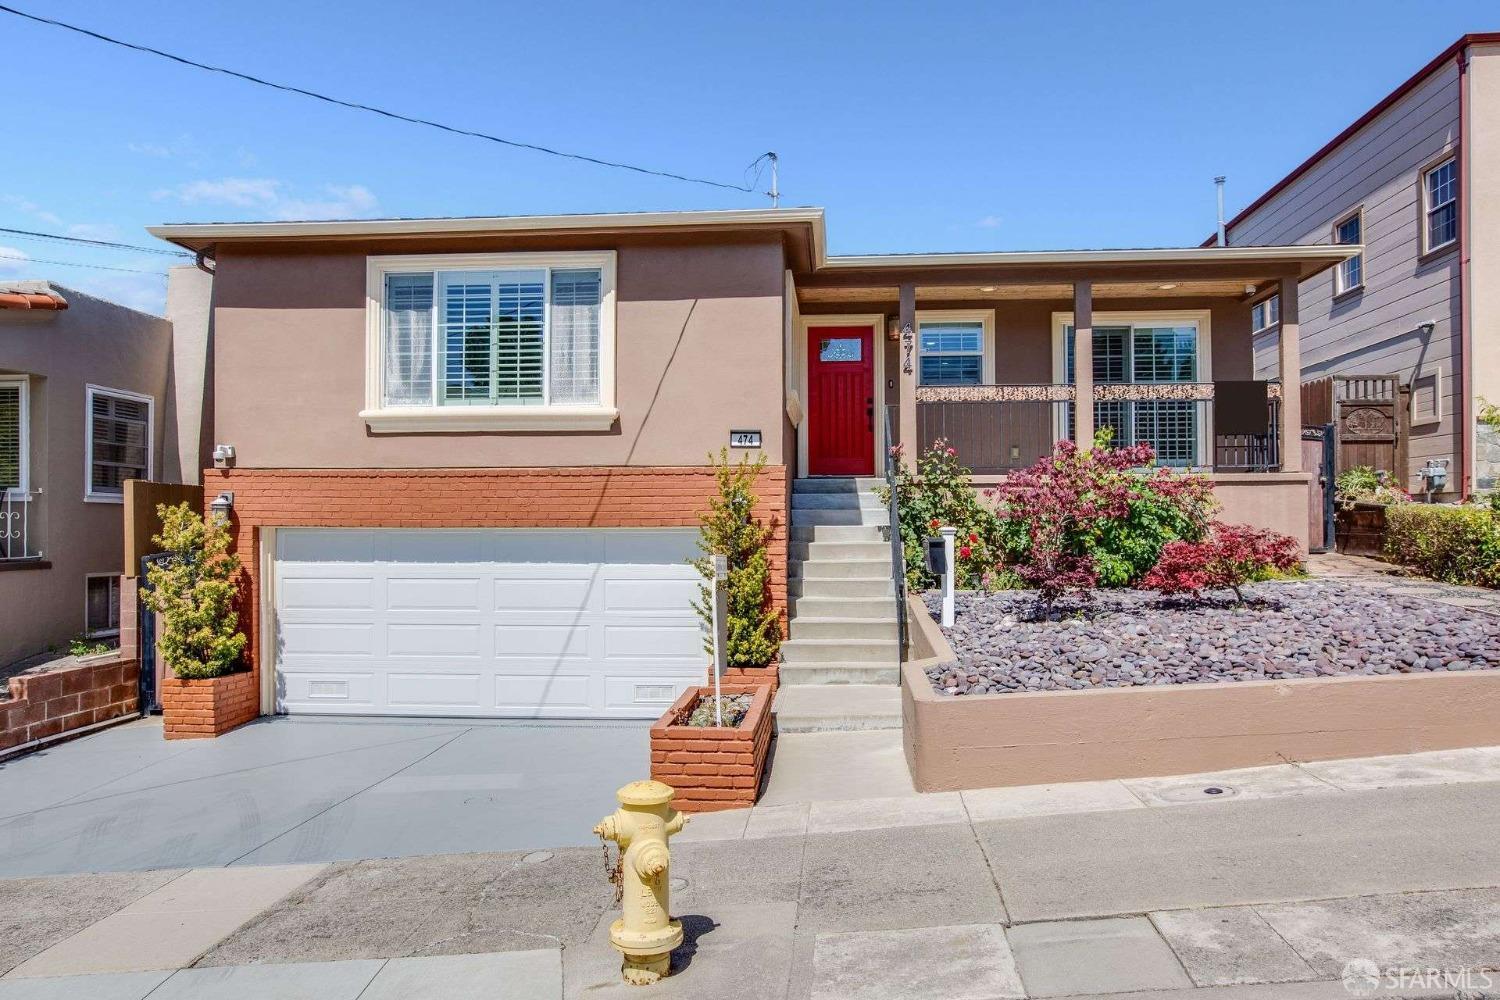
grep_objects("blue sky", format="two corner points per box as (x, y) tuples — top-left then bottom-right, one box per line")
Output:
(1, 0), (1494, 315)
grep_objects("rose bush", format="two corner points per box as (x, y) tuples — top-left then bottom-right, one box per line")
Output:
(882, 440), (1002, 590)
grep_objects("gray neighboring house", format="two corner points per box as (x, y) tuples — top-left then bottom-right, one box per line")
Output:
(0, 275), (208, 669)
(1223, 32), (1500, 497)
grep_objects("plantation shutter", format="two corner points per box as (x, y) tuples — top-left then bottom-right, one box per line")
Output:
(90, 391), (150, 495)
(0, 383), (20, 491)
(493, 270), (546, 404)
(383, 274), (434, 406)
(441, 273), (497, 404)
(548, 268), (601, 405)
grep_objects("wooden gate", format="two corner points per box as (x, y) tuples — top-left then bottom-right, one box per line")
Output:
(1300, 374), (1407, 479)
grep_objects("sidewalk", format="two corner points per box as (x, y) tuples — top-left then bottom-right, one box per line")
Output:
(1, 747), (1498, 998)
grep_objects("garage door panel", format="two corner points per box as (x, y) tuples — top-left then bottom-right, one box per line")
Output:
(280, 622), (378, 657)
(386, 623), (483, 658)
(282, 672), (378, 710)
(278, 529), (377, 563)
(279, 576), (375, 611)
(275, 527), (706, 719)
(387, 576), (484, 611)
(605, 624), (705, 659)
(386, 673), (483, 708)
(604, 578), (699, 614)
(604, 676), (697, 714)
(494, 624), (591, 660)
(496, 674), (592, 713)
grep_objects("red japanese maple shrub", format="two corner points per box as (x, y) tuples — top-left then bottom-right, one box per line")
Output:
(1141, 522), (1302, 603)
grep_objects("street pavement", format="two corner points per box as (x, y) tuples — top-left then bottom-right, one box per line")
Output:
(2, 747), (1500, 998)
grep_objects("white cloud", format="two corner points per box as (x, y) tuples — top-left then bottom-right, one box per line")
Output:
(0, 246), (30, 274)
(156, 177), (379, 220)
(975, 215), (1003, 229)
(67, 222), (122, 242)
(1, 195), (63, 226)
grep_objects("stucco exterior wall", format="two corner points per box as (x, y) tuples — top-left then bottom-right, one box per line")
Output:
(165, 265), (214, 486)
(209, 238), (788, 470)
(1467, 43), (1500, 489)
(1230, 62), (1463, 494)
(0, 289), (172, 667)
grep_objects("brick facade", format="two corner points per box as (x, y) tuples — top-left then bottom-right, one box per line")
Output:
(0, 656), (139, 755)
(160, 671), (259, 739)
(649, 683), (773, 812)
(206, 465), (789, 710)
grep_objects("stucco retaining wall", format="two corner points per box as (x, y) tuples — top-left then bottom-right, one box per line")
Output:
(901, 596), (1500, 791)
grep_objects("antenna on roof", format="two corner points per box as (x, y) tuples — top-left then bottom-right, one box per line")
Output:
(1214, 176), (1227, 246)
(767, 152), (780, 208)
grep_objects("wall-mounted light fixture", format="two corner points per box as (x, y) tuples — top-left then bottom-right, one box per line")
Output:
(212, 443), (236, 466)
(209, 491), (235, 522)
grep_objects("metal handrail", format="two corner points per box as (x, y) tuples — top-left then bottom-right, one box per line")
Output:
(883, 405), (907, 659)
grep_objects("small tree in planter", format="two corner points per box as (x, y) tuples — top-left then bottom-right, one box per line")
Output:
(1140, 522), (1301, 604)
(691, 449), (780, 669)
(142, 502), (247, 678)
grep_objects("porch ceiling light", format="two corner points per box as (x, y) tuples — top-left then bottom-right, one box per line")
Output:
(978, 286), (998, 292)
(1157, 283), (1178, 290)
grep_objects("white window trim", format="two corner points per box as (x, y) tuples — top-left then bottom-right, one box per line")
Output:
(1251, 293), (1280, 335)
(1333, 207), (1364, 295)
(916, 309), (996, 385)
(1422, 156), (1458, 256)
(84, 572), (121, 638)
(84, 384), (154, 504)
(362, 250), (619, 433)
(0, 375), (28, 499)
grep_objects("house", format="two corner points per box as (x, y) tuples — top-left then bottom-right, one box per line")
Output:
(1220, 33), (1500, 496)
(146, 210), (1355, 731)
(0, 281), (175, 667)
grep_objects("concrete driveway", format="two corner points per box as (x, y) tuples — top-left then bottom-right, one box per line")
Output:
(0, 715), (650, 877)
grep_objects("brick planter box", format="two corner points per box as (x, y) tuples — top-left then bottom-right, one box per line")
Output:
(0, 656), (139, 756)
(649, 683), (773, 813)
(161, 670), (259, 740)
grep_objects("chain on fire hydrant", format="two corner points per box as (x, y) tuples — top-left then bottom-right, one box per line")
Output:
(593, 780), (688, 985)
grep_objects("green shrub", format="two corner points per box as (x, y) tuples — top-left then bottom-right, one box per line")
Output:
(1336, 466), (1410, 507)
(691, 449), (781, 668)
(1383, 504), (1500, 589)
(68, 636), (112, 657)
(880, 440), (1002, 590)
(141, 503), (248, 679)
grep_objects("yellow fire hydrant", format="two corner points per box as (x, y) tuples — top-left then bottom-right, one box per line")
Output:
(593, 780), (688, 985)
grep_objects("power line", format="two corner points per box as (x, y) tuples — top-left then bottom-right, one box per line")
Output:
(0, 226), (191, 257)
(0, 4), (767, 195)
(0, 252), (167, 276)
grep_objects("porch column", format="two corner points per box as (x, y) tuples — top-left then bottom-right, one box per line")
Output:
(1072, 281), (1094, 447)
(1277, 275), (1303, 472)
(898, 282), (918, 468)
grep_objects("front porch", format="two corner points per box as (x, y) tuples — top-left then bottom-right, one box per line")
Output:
(789, 245), (1360, 495)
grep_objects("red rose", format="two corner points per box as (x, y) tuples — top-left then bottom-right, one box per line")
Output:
(959, 546), (972, 559)
(929, 518), (940, 530)
(968, 532), (978, 543)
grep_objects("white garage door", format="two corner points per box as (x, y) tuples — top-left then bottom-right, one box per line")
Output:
(273, 528), (706, 719)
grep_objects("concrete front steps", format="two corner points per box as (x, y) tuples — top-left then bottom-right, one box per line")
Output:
(774, 477), (903, 733)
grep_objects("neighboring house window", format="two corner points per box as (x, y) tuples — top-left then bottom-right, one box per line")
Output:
(1423, 157), (1458, 254)
(0, 377), (26, 496)
(1251, 295), (1280, 334)
(916, 311), (993, 386)
(1334, 210), (1363, 293)
(85, 574), (121, 636)
(365, 252), (617, 431)
(86, 385), (152, 502)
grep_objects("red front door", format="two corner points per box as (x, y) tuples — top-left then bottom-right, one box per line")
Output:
(807, 325), (875, 476)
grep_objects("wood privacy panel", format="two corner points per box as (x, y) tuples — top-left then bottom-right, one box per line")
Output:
(123, 480), (205, 576)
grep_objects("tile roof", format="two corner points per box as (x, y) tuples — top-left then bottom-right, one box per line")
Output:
(0, 281), (68, 311)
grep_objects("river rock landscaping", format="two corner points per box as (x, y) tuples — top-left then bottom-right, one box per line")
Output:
(925, 581), (1500, 695)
